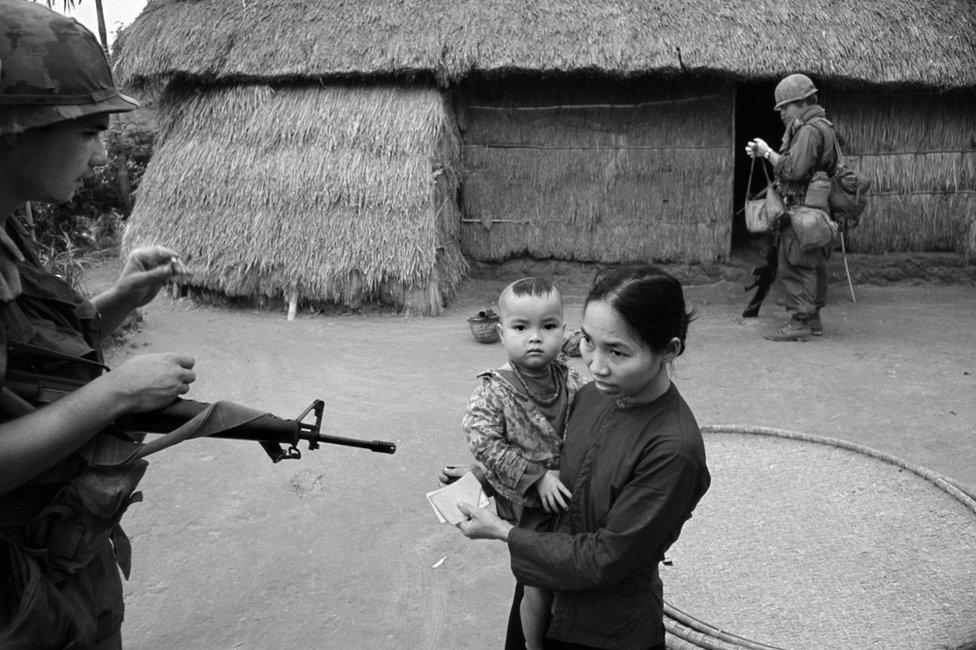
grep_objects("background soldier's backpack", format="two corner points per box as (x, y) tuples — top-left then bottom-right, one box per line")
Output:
(810, 118), (872, 229)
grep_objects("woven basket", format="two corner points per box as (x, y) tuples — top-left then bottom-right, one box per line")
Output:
(467, 316), (500, 344)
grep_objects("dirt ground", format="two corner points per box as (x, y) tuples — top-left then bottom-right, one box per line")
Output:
(82, 257), (976, 649)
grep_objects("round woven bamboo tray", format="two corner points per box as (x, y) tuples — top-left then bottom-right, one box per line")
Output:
(662, 424), (976, 650)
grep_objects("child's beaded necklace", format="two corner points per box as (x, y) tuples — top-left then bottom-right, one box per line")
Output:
(510, 361), (562, 407)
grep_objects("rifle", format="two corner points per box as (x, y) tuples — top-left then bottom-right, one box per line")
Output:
(742, 230), (780, 318)
(1, 368), (396, 463)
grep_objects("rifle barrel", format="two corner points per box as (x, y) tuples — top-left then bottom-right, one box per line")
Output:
(308, 432), (397, 454)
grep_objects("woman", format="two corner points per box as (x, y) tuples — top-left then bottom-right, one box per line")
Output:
(0, 2), (194, 646)
(454, 265), (711, 650)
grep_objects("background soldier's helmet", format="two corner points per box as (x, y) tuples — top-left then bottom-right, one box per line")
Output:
(0, 0), (137, 135)
(773, 73), (818, 110)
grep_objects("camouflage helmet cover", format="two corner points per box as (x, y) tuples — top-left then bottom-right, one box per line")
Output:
(773, 73), (818, 110)
(0, 0), (137, 135)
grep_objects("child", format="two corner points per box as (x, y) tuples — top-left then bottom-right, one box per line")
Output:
(463, 277), (588, 650)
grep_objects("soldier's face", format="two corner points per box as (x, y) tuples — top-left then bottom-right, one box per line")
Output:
(6, 114), (110, 204)
(777, 102), (804, 126)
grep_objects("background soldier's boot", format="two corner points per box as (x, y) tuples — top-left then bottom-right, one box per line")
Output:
(764, 316), (812, 342)
(809, 311), (823, 336)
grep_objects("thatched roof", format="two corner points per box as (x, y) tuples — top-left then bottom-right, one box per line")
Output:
(122, 82), (465, 314)
(117, 0), (976, 89)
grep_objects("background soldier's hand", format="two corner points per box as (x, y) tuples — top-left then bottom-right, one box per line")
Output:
(535, 469), (571, 513)
(104, 353), (196, 413)
(745, 138), (771, 159)
(114, 246), (188, 308)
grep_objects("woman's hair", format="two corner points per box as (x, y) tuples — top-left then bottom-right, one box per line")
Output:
(585, 265), (695, 355)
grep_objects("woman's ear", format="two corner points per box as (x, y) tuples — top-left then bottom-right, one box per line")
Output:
(664, 337), (682, 362)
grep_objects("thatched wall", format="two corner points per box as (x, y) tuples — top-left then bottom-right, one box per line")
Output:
(819, 89), (976, 256)
(457, 76), (733, 264)
(122, 82), (465, 314)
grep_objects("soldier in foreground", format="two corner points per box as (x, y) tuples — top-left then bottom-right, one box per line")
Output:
(0, 1), (195, 645)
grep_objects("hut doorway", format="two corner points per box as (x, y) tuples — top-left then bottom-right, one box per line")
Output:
(732, 80), (782, 257)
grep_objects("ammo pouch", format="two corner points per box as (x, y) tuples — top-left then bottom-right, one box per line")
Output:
(0, 439), (145, 648)
(789, 206), (839, 251)
(27, 456), (147, 582)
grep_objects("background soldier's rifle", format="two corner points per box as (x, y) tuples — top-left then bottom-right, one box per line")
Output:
(1, 367), (396, 462)
(742, 230), (780, 318)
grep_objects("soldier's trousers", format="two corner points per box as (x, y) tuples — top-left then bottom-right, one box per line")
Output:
(779, 224), (831, 320)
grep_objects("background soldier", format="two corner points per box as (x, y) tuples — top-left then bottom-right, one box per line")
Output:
(746, 73), (838, 341)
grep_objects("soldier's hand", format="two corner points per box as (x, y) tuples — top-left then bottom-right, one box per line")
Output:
(113, 246), (188, 308)
(104, 353), (196, 413)
(745, 138), (771, 159)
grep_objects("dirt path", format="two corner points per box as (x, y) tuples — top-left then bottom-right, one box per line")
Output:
(82, 261), (976, 648)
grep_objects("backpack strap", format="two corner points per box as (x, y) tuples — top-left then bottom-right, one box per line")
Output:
(806, 116), (845, 172)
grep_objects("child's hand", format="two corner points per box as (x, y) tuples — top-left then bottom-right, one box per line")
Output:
(535, 470), (571, 513)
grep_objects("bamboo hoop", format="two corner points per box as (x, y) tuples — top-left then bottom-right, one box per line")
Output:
(662, 424), (976, 649)
(699, 424), (976, 513)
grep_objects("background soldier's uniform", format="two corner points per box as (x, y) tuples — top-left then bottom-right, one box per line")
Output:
(773, 104), (838, 324)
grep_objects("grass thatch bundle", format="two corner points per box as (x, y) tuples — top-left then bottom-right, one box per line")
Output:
(821, 89), (976, 255)
(122, 82), (465, 314)
(458, 76), (732, 263)
(117, 1), (976, 90)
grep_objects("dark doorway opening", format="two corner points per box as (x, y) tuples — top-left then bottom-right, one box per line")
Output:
(732, 79), (783, 259)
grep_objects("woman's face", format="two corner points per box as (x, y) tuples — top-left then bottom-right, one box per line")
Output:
(2, 114), (110, 204)
(579, 299), (674, 404)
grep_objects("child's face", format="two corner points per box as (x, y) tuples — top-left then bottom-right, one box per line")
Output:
(497, 292), (566, 372)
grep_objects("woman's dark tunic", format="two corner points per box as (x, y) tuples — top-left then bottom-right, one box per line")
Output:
(508, 383), (710, 649)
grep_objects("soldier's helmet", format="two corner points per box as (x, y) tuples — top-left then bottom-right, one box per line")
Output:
(0, 0), (137, 135)
(773, 73), (818, 110)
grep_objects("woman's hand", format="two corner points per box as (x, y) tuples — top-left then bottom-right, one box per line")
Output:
(456, 502), (513, 541)
(745, 138), (771, 159)
(113, 246), (188, 309)
(100, 352), (196, 413)
(439, 463), (475, 486)
(536, 470), (571, 513)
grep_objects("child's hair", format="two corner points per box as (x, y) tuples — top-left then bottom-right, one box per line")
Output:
(584, 265), (695, 355)
(498, 277), (562, 317)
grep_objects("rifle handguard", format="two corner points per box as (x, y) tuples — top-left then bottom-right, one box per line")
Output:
(121, 398), (397, 461)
